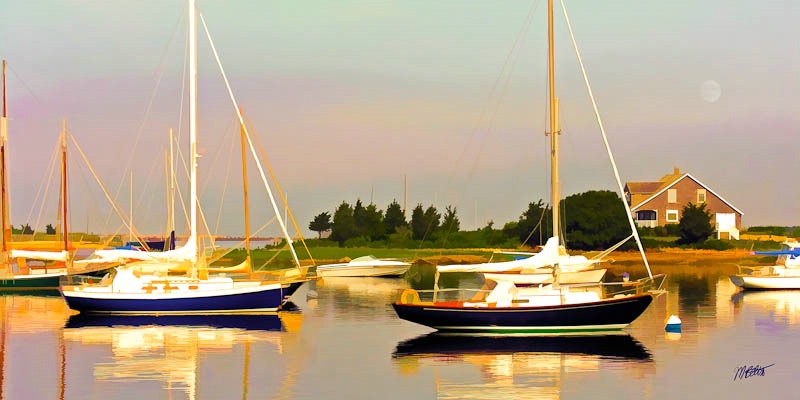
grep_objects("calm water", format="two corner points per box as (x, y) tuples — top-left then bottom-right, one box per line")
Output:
(2, 264), (800, 399)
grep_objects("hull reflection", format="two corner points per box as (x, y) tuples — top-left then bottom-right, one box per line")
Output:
(394, 332), (652, 361)
(65, 312), (287, 331)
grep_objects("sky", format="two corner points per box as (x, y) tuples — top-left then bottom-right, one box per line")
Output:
(0, 0), (798, 239)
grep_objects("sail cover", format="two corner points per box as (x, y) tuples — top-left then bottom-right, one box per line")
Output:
(436, 236), (562, 273)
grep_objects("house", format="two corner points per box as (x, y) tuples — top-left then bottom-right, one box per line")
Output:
(624, 168), (743, 240)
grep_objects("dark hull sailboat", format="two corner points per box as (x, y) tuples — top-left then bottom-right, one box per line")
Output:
(392, 293), (653, 334)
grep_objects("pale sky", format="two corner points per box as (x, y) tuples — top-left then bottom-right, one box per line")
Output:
(1, 0), (798, 239)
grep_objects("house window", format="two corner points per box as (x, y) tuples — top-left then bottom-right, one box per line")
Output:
(667, 189), (677, 203)
(697, 189), (706, 203)
(666, 209), (679, 223)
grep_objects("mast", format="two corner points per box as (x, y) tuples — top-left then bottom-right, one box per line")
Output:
(1, 60), (10, 259)
(188, 0), (198, 262)
(129, 171), (133, 243)
(168, 128), (175, 234)
(239, 108), (251, 266)
(547, 0), (561, 244)
(60, 120), (68, 252)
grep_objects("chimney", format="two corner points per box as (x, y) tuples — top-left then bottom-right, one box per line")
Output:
(673, 167), (680, 175)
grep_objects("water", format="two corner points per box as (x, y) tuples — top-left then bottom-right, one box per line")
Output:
(1, 264), (799, 399)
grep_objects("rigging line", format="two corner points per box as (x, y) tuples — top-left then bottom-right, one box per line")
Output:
(212, 119), (238, 239)
(26, 137), (60, 232)
(559, 0), (652, 278)
(457, 0), (541, 178)
(247, 118), (316, 266)
(436, 8), (536, 246)
(435, 1), (541, 249)
(4, 64), (45, 109)
(68, 134), (146, 247)
(105, 10), (185, 229)
(208, 217), (273, 265)
(200, 12), (304, 269)
(132, 147), (165, 235)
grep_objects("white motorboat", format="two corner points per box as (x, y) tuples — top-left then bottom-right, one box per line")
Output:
(316, 256), (411, 277)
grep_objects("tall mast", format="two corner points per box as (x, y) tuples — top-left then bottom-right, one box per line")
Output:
(547, 0), (561, 244)
(1, 60), (10, 256)
(188, 0), (198, 262)
(60, 120), (68, 252)
(129, 171), (133, 243)
(239, 108), (251, 261)
(168, 127), (175, 234)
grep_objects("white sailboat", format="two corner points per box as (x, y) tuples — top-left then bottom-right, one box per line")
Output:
(1, 61), (74, 289)
(730, 240), (800, 289)
(59, 0), (313, 315)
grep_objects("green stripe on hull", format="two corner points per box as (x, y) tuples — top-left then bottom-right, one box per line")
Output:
(0, 275), (62, 289)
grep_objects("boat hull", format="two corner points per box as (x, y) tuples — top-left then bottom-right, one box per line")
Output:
(0, 272), (65, 289)
(317, 264), (410, 277)
(729, 275), (800, 290)
(392, 294), (653, 334)
(60, 281), (308, 315)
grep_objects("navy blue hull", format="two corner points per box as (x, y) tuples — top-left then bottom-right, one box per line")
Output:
(62, 281), (309, 315)
(394, 332), (652, 360)
(392, 294), (653, 333)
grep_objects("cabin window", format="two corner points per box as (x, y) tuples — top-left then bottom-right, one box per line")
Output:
(666, 209), (679, 223)
(667, 189), (677, 203)
(697, 189), (706, 203)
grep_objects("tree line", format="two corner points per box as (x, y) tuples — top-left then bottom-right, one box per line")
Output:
(307, 190), (726, 250)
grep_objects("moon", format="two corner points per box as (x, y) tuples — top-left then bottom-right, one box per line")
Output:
(701, 80), (721, 103)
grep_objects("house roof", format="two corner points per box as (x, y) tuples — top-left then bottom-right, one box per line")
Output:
(628, 172), (743, 215)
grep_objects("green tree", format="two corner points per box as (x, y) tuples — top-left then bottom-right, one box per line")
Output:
(362, 203), (385, 240)
(46, 224), (56, 235)
(330, 202), (356, 245)
(517, 199), (550, 246)
(308, 212), (332, 239)
(352, 199), (367, 237)
(383, 200), (406, 234)
(19, 224), (34, 235)
(441, 205), (460, 233)
(677, 202), (714, 245)
(423, 205), (441, 235)
(562, 190), (629, 250)
(410, 204), (427, 240)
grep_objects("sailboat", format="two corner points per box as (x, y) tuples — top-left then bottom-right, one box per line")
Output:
(729, 240), (800, 289)
(59, 0), (313, 315)
(1, 60), (74, 289)
(392, 0), (664, 334)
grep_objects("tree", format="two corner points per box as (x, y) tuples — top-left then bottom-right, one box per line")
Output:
(677, 202), (714, 245)
(383, 200), (406, 234)
(441, 205), (460, 233)
(19, 224), (34, 235)
(562, 190), (629, 250)
(517, 199), (550, 246)
(308, 212), (332, 239)
(352, 199), (367, 237)
(410, 204), (427, 240)
(330, 202), (356, 245)
(423, 205), (441, 235)
(362, 203), (385, 240)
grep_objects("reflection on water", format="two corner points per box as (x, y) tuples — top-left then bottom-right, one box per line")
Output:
(393, 333), (653, 399)
(732, 290), (800, 328)
(4, 265), (800, 398)
(394, 332), (652, 360)
(62, 313), (304, 399)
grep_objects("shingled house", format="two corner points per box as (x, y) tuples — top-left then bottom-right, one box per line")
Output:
(624, 168), (743, 239)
